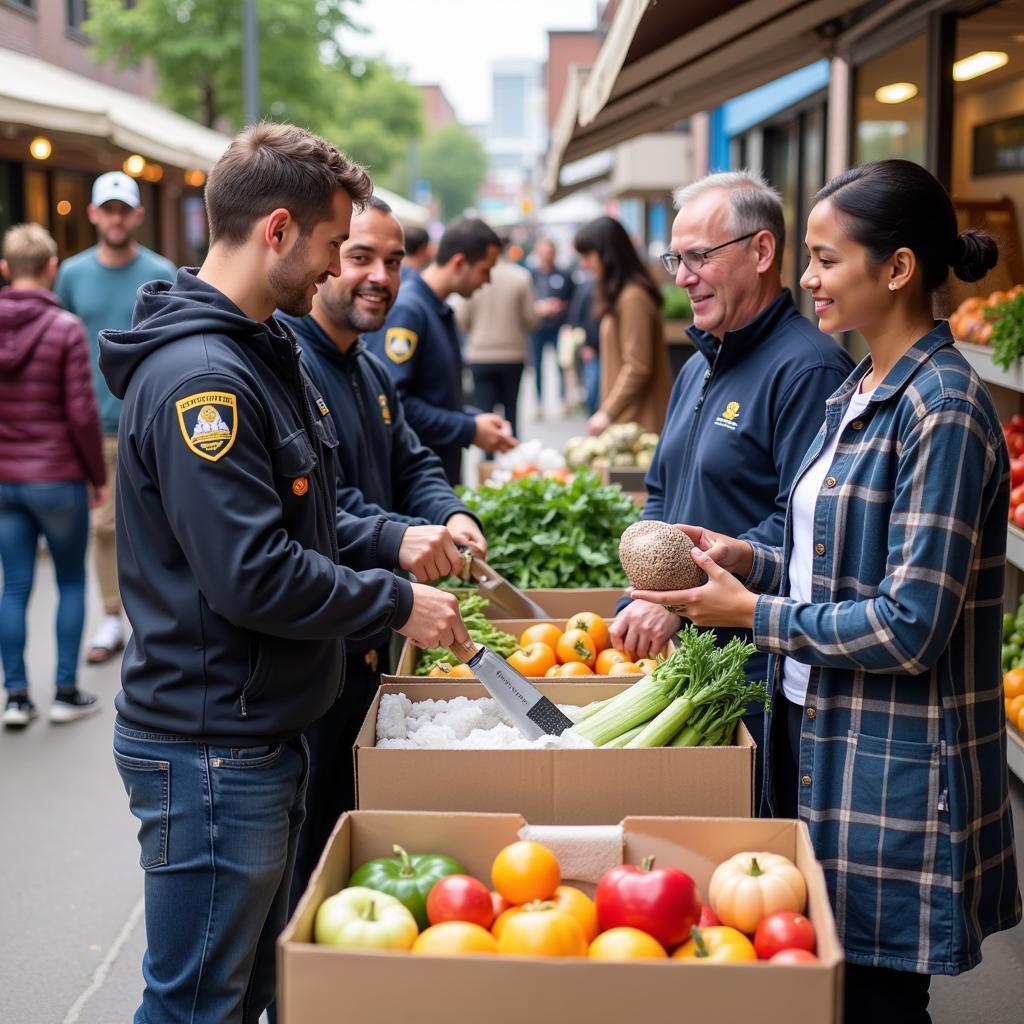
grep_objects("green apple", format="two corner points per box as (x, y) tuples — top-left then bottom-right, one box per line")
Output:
(314, 886), (418, 950)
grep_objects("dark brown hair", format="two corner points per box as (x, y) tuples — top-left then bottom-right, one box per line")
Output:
(204, 122), (372, 246)
(573, 216), (661, 315)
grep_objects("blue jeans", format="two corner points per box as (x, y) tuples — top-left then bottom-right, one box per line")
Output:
(530, 326), (564, 400)
(0, 481), (89, 692)
(113, 718), (308, 1024)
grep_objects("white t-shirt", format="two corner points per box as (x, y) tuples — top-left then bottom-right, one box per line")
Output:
(781, 385), (875, 706)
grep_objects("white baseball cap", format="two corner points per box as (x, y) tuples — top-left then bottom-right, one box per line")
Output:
(91, 171), (141, 208)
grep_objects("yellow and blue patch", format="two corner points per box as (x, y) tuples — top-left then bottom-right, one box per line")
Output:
(175, 391), (238, 462)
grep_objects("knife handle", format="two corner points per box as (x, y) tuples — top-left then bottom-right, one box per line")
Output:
(449, 638), (479, 664)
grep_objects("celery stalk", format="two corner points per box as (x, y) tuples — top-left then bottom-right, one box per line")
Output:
(569, 675), (681, 746)
(625, 696), (696, 748)
(571, 695), (616, 724)
(600, 723), (648, 748)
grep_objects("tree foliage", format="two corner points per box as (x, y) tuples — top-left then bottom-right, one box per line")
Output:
(420, 123), (488, 221)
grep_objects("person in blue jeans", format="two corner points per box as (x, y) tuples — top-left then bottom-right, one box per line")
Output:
(0, 223), (106, 726)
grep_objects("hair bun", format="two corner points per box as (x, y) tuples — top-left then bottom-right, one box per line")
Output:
(952, 229), (999, 282)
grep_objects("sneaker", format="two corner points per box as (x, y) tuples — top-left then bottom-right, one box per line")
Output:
(3, 694), (38, 728)
(50, 688), (102, 724)
(86, 615), (125, 665)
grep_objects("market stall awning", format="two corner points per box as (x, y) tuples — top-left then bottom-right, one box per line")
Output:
(546, 0), (875, 196)
(0, 48), (230, 170)
(373, 186), (430, 229)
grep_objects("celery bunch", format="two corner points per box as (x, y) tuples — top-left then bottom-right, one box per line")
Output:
(570, 625), (769, 748)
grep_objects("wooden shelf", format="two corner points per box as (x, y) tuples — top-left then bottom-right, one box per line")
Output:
(956, 341), (1024, 394)
(1008, 726), (1024, 784)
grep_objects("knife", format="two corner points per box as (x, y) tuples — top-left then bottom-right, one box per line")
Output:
(458, 548), (552, 619)
(449, 639), (575, 739)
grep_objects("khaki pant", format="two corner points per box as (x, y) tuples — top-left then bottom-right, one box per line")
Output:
(93, 435), (121, 616)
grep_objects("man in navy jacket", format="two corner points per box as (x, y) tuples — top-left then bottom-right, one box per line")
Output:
(611, 172), (853, 799)
(364, 217), (516, 484)
(280, 196), (487, 905)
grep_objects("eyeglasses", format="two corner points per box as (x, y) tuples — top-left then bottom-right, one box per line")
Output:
(659, 232), (759, 276)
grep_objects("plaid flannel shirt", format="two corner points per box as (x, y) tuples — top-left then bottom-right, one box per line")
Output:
(747, 322), (1021, 974)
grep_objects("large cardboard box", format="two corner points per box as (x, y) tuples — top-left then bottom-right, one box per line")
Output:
(483, 587), (628, 620)
(278, 810), (843, 1024)
(391, 618), (668, 680)
(356, 680), (755, 822)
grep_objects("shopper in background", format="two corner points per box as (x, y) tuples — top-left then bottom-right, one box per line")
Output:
(564, 268), (602, 415)
(573, 216), (671, 436)
(0, 224), (106, 727)
(457, 240), (539, 441)
(55, 171), (175, 665)
(365, 217), (516, 485)
(633, 160), (1021, 1024)
(400, 225), (433, 282)
(610, 172), (853, 808)
(529, 237), (574, 417)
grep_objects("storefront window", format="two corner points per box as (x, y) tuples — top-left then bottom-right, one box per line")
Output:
(854, 36), (928, 164)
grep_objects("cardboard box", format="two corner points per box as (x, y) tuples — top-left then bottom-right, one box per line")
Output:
(356, 680), (755, 822)
(483, 587), (628, 620)
(391, 618), (667, 680)
(599, 464), (649, 493)
(278, 810), (843, 1024)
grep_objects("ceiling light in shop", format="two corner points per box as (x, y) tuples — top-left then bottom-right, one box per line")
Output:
(123, 154), (146, 176)
(953, 51), (1009, 82)
(56, 200), (72, 216)
(184, 169), (207, 188)
(29, 136), (52, 160)
(874, 82), (918, 104)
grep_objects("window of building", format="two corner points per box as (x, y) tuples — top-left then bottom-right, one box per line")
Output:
(854, 35), (928, 164)
(4, 1), (35, 11)
(66, 0), (90, 33)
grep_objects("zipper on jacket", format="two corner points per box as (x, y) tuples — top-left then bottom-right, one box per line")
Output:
(673, 345), (722, 520)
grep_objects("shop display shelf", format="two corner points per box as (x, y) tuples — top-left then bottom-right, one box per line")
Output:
(1008, 525), (1024, 573)
(956, 341), (1024, 394)
(1008, 726), (1024, 785)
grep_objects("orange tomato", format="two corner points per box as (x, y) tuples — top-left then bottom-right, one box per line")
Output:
(491, 841), (560, 905)
(1017, 704), (1024, 734)
(1007, 693), (1024, 724)
(588, 926), (667, 960)
(493, 886), (598, 942)
(557, 661), (594, 678)
(411, 921), (498, 955)
(672, 925), (757, 962)
(428, 662), (474, 678)
(545, 665), (561, 677)
(1004, 668), (1024, 700)
(519, 622), (563, 651)
(634, 658), (658, 675)
(595, 648), (631, 675)
(607, 661), (641, 676)
(495, 903), (586, 957)
(565, 613), (610, 652)
(508, 642), (557, 678)
(556, 629), (597, 667)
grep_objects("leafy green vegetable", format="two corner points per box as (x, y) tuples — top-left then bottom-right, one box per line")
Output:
(988, 293), (1024, 370)
(415, 594), (518, 675)
(457, 471), (641, 588)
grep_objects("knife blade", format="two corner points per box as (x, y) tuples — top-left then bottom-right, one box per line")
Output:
(449, 639), (575, 739)
(458, 549), (552, 619)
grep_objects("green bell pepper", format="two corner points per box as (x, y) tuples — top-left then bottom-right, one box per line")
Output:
(348, 845), (465, 929)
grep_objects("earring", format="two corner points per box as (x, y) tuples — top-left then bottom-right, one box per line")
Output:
(889, 282), (897, 291)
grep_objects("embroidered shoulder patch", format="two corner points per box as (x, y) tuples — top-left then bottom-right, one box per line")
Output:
(385, 327), (418, 363)
(175, 391), (238, 462)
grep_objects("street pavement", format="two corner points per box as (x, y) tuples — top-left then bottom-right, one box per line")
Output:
(1, 357), (1022, 1022)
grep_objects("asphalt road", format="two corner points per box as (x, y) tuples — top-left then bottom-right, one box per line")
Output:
(1, 362), (1022, 1022)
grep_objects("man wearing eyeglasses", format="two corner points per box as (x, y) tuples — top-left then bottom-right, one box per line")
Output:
(610, 171), (853, 800)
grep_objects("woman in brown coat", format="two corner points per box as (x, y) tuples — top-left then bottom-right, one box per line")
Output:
(574, 217), (672, 435)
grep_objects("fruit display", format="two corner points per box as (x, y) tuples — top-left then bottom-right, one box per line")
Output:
(1001, 596), (1024, 673)
(458, 471), (641, 588)
(314, 838), (818, 965)
(415, 594), (518, 677)
(513, 614), (659, 680)
(1004, 667), (1024, 734)
(1004, 415), (1024, 528)
(564, 422), (660, 472)
(478, 438), (571, 487)
(951, 285), (1024, 369)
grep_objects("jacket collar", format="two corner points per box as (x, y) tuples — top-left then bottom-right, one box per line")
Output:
(686, 288), (799, 368)
(826, 321), (954, 409)
(408, 270), (453, 319)
(284, 312), (364, 366)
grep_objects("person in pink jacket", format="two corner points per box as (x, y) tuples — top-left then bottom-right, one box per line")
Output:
(0, 224), (106, 727)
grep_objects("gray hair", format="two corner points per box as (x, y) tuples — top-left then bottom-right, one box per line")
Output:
(673, 170), (785, 270)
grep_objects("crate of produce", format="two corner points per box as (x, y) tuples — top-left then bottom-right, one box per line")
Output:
(278, 810), (843, 1024)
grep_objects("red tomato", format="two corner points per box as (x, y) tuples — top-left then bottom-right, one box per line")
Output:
(426, 874), (495, 929)
(769, 948), (820, 965)
(1011, 437), (1024, 459)
(1013, 504), (1024, 529)
(1011, 414), (1024, 431)
(1011, 484), (1024, 509)
(754, 911), (817, 960)
(491, 891), (511, 919)
(698, 903), (721, 927)
(595, 856), (700, 949)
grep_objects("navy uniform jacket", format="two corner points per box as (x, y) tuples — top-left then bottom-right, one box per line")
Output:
(363, 273), (476, 485)
(619, 290), (855, 688)
(531, 264), (574, 335)
(99, 269), (414, 744)
(282, 311), (480, 651)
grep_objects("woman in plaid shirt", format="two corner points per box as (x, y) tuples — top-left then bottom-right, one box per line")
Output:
(633, 160), (1021, 1023)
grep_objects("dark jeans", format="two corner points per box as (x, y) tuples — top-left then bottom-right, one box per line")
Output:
(530, 327), (563, 400)
(0, 481), (89, 692)
(113, 719), (308, 1024)
(288, 645), (389, 912)
(771, 692), (932, 1024)
(471, 362), (523, 443)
